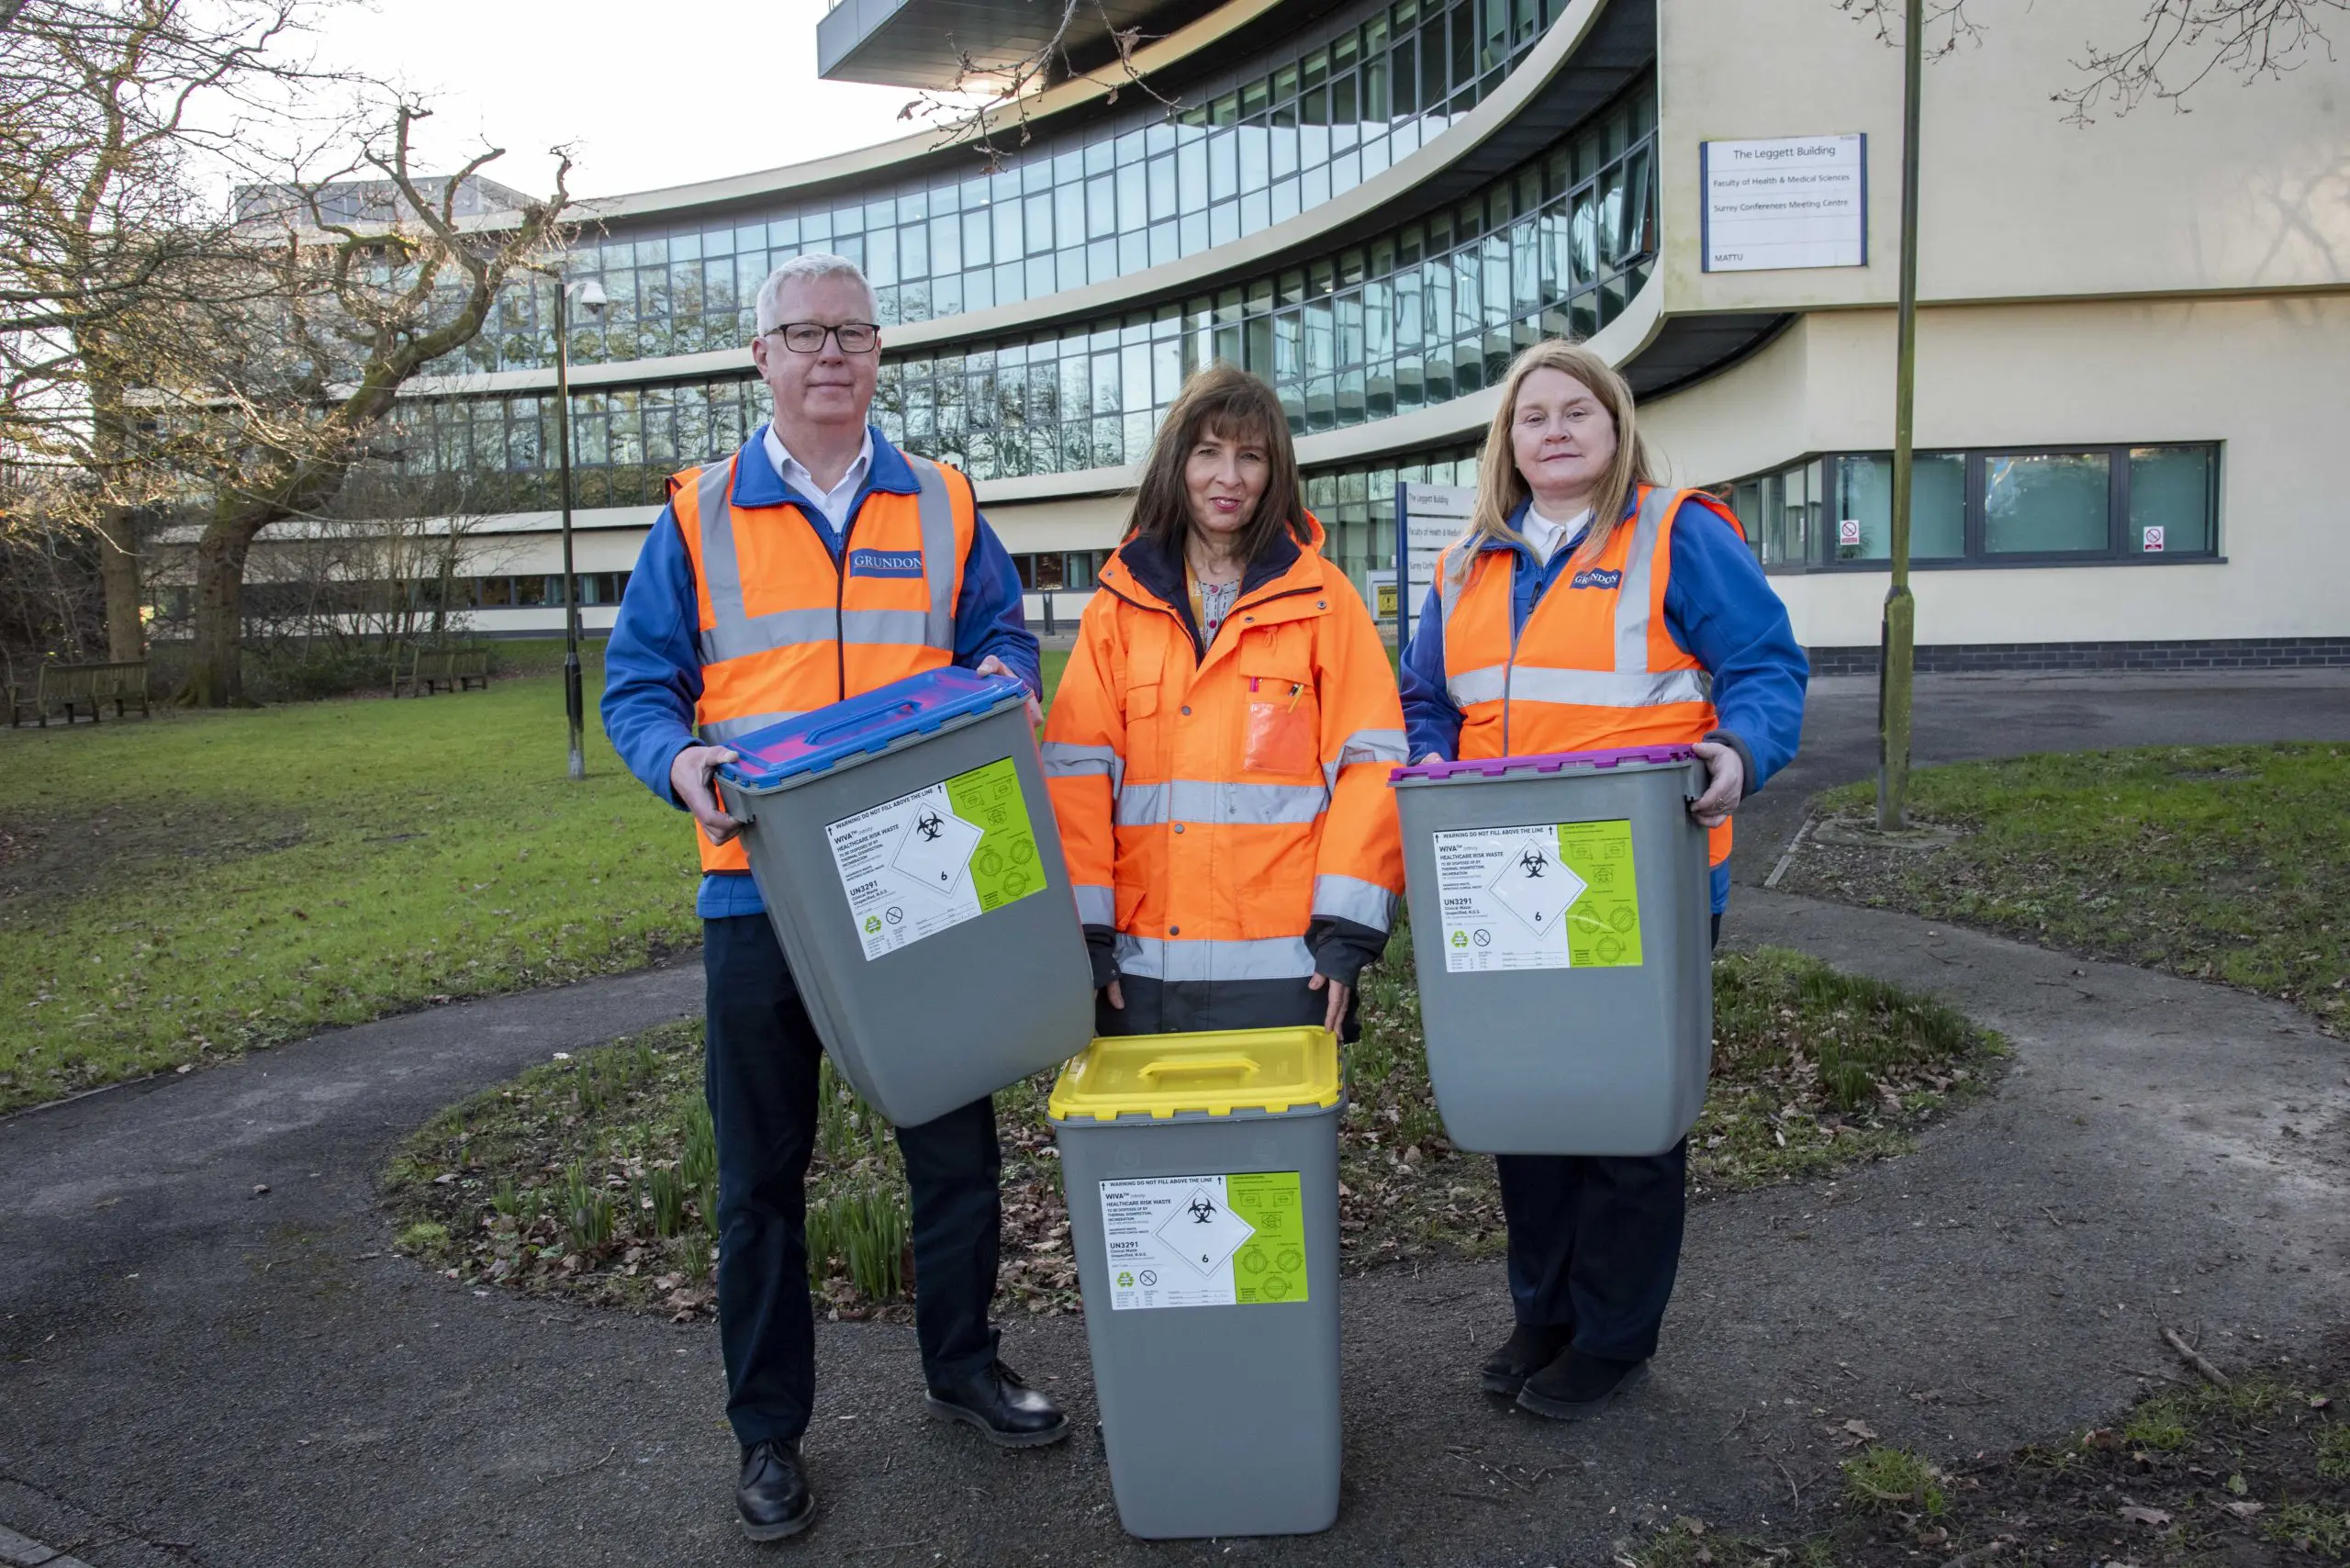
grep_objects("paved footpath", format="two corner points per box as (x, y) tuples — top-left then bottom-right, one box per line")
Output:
(4, 672), (2347, 1567)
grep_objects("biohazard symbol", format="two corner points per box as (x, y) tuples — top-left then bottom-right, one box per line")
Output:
(1519, 846), (1550, 878)
(1185, 1193), (1220, 1225)
(914, 810), (946, 842)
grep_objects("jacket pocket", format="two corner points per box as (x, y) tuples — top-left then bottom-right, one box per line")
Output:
(1237, 649), (1319, 778)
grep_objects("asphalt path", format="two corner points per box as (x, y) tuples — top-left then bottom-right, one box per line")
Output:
(4, 670), (2347, 1567)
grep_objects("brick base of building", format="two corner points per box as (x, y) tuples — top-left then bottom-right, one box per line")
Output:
(1804, 637), (2350, 677)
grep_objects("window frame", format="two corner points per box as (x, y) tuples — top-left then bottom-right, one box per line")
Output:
(1728, 442), (2223, 573)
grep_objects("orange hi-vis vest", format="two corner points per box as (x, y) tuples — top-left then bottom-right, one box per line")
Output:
(669, 439), (976, 873)
(1435, 483), (1741, 867)
(1040, 516), (1406, 994)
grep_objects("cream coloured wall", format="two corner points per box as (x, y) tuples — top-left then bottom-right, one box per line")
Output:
(1639, 292), (2350, 646)
(1657, 0), (2350, 316)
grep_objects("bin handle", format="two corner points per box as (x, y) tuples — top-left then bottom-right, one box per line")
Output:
(1136, 1057), (1261, 1084)
(800, 699), (924, 749)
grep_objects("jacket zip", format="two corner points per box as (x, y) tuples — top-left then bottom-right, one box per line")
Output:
(831, 502), (860, 701)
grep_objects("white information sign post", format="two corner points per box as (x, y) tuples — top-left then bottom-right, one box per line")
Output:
(1701, 134), (1866, 273)
(1395, 483), (1475, 645)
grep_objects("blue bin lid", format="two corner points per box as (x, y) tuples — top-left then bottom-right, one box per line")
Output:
(716, 668), (1027, 788)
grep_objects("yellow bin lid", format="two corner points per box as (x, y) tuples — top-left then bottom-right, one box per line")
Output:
(1047, 1026), (1341, 1122)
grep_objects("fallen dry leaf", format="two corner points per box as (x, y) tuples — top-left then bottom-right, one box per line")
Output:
(2118, 1504), (2172, 1528)
(2221, 1500), (2265, 1519)
(1842, 1418), (1879, 1440)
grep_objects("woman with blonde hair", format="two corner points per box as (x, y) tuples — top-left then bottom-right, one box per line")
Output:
(1042, 364), (1406, 1039)
(1398, 339), (1807, 1418)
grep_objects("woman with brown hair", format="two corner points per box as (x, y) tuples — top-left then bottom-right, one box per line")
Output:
(1398, 339), (1807, 1418)
(1041, 364), (1406, 1038)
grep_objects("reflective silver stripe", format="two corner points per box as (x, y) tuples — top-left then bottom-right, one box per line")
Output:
(1449, 665), (1511, 707)
(699, 607), (837, 664)
(691, 460), (748, 665)
(1311, 873), (1396, 932)
(1113, 933), (1317, 981)
(1436, 544), (1471, 627)
(901, 453), (959, 652)
(1072, 883), (1114, 925)
(1113, 778), (1329, 827)
(698, 708), (809, 743)
(1325, 726), (1411, 789)
(840, 608), (934, 645)
(1613, 485), (1678, 671)
(1039, 742), (1118, 777)
(1506, 666), (1712, 707)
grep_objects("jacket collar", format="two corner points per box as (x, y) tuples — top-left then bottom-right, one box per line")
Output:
(1102, 511), (1330, 620)
(730, 421), (918, 510)
(1473, 490), (1642, 564)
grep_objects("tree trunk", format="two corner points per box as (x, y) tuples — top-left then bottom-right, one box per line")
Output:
(93, 503), (144, 662)
(185, 523), (255, 707)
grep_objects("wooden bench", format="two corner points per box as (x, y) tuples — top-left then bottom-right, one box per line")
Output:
(393, 644), (491, 697)
(6, 661), (150, 726)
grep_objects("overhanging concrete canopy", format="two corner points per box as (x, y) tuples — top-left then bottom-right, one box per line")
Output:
(820, 0), (1212, 88)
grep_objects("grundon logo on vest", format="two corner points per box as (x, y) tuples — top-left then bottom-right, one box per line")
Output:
(849, 548), (925, 579)
(1569, 566), (1624, 589)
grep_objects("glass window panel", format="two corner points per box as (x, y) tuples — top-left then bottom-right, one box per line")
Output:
(1984, 452), (2112, 554)
(1117, 162), (1147, 230)
(965, 208), (994, 269)
(866, 227), (897, 286)
(1831, 454), (1965, 561)
(1055, 182), (1084, 246)
(899, 222), (928, 279)
(1177, 140), (1208, 211)
(1209, 130), (1238, 203)
(2128, 445), (2215, 554)
(928, 215), (959, 275)
(1024, 192), (1054, 254)
(1239, 124), (1270, 193)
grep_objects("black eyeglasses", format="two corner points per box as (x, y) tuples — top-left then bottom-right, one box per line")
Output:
(765, 321), (879, 353)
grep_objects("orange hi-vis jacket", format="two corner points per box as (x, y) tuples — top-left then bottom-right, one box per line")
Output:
(1041, 516), (1407, 1033)
(667, 440), (977, 874)
(1435, 483), (1744, 867)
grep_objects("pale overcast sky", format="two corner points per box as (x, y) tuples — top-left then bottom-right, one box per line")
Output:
(313, 0), (925, 201)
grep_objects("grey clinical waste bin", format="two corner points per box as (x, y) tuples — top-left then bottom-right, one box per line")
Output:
(712, 667), (1094, 1128)
(1389, 745), (1713, 1156)
(1048, 1026), (1345, 1539)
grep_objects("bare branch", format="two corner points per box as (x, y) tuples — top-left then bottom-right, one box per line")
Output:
(2053, 0), (2345, 122)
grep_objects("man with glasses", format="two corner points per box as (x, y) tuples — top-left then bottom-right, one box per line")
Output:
(601, 253), (1058, 1543)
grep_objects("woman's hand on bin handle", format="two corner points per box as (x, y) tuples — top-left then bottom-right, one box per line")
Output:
(1688, 739), (1745, 830)
(1307, 972), (1351, 1036)
(669, 744), (745, 846)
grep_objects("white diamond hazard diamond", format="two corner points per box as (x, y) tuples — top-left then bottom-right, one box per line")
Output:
(1153, 1184), (1256, 1277)
(1484, 833), (1587, 938)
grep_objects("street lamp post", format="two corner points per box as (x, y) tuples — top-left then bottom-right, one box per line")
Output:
(548, 269), (606, 781)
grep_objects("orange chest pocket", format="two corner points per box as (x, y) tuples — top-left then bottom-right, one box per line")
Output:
(1236, 636), (1320, 778)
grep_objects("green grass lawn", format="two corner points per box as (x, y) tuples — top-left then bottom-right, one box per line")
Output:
(1789, 743), (2349, 1035)
(381, 939), (2001, 1321)
(0, 647), (1071, 1113)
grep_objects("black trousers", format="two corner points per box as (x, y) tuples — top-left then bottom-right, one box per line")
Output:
(1490, 912), (1721, 1364)
(703, 913), (1002, 1447)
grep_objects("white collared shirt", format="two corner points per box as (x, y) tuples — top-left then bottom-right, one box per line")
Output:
(762, 424), (873, 536)
(1520, 505), (1594, 567)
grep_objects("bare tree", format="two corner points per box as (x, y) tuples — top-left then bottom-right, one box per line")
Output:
(1835, 0), (2344, 119)
(154, 103), (570, 706)
(897, 0), (1176, 170)
(0, 0), (347, 661)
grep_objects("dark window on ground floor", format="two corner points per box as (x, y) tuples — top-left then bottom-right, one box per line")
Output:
(1726, 443), (2221, 570)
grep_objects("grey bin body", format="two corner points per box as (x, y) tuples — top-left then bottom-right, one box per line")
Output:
(1052, 1103), (1344, 1539)
(714, 696), (1094, 1128)
(1393, 754), (1713, 1156)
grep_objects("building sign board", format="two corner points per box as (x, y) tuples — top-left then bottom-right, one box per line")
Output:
(1395, 484), (1475, 643)
(1701, 135), (1866, 273)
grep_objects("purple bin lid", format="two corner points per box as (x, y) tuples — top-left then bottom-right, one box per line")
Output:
(1389, 744), (1697, 785)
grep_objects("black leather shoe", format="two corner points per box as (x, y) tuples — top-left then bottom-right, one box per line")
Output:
(737, 1437), (814, 1542)
(924, 1358), (1070, 1448)
(1516, 1350), (1650, 1420)
(1480, 1323), (1574, 1396)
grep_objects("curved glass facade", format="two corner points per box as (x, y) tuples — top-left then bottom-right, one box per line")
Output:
(386, 78), (1651, 516)
(440, 0), (1582, 373)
